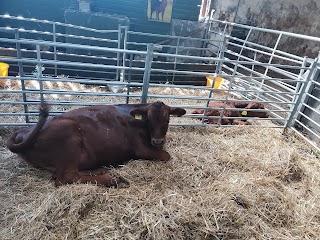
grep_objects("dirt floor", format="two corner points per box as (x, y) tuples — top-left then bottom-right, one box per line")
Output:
(0, 79), (320, 239)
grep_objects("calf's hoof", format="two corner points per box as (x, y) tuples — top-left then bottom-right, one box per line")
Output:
(114, 176), (130, 188)
(161, 151), (171, 161)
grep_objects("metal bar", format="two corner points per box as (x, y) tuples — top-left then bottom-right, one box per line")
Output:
(209, 18), (320, 43)
(0, 37), (146, 55)
(0, 89), (140, 98)
(0, 89), (293, 107)
(258, 33), (283, 93)
(225, 49), (301, 83)
(0, 121), (285, 128)
(36, 45), (44, 103)
(0, 100), (133, 106)
(311, 79), (320, 87)
(0, 46), (121, 62)
(55, 33), (118, 43)
(0, 27), (119, 44)
(294, 119), (320, 141)
(229, 37), (303, 65)
(202, 35), (227, 125)
(126, 54), (133, 104)
(222, 64), (296, 103)
(218, 64), (235, 126)
(290, 57), (308, 120)
(0, 57), (147, 72)
(127, 30), (222, 42)
(53, 23), (57, 75)
(306, 92), (320, 102)
(127, 41), (217, 51)
(14, 29), (29, 123)
(301, 103), (320, 116)
(236, 28), (252, 62)
(0, 15), (119, 34)
(290, 126), (320, 152)
(297, 111), (320, 129)
(222, 58), (299, 97)
(0, 75), (143, 87)
(141, 44), (154, 104)
(169, 123), (284, 128)
(122, 25), (128, 83)
(0, 37), (312, 70)
(116, 24), (121, 81)
(172, 37), (180, 83)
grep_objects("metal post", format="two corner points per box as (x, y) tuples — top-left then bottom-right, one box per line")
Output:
(289, 56), (307, 118)
(294, 56), (308, 97)
(126, 53), (133, 104)
(215, 36), (227, 75)
(293, 57), (320, 125)
(122, 25), (128, 83)
(258, 33), (283, 94)
(231, 29), (253, 99)
(116, 24), (121, 81)
(201, 22), (209, 58)
(217, 64), (236, 126)
(15, 29), (29, 123)
(141, 44), (154, 104)
(284, 59), (318, 130)
(221, 22), (228, 36)
(214, 24), (228, 66)
(201, 36), (227, 125)
(251, 52), (257, 78)
(232, 28), (252, 76)
(53, 23), (57, 76)
(36, 45), (44, 103)
(172, 37), (180, 83)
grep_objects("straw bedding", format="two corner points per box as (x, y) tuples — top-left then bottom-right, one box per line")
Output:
(0, 81), (320, 239)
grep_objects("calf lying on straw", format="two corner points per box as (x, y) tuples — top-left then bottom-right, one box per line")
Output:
(192, 101), (269, 125)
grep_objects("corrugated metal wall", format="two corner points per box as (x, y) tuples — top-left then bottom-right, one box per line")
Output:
(1, 0), (201, 36)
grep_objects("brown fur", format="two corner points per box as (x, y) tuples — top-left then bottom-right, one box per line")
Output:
(6, 102), (186, 187)
(192, 101), (269, 125)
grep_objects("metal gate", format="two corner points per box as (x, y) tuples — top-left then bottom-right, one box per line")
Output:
(0, 14), (319, 151)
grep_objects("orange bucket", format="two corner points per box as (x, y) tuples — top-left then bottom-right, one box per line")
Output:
(0, 62), (9, 87)
(206, 75), (223, 88)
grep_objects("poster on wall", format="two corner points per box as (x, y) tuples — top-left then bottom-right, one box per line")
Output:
(147, 0), (173, 23)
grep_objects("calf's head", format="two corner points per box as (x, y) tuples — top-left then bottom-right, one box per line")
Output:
(130, 102), (186, 147)
(244, 102), (269, 118)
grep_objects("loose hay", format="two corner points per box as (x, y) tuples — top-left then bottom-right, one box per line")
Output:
(0, 79), (319, 239)
(0, 124), (319, 239)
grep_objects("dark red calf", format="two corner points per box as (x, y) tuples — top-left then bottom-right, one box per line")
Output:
(7, 102), (186, 187)
(192, 101), (269, 125)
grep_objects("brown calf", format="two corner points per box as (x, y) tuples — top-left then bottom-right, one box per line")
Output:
(192, 101), (269, 125)
(6, 102), (186, 187)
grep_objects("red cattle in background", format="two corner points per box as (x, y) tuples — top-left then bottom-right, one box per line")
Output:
(150, 0), (168, 21)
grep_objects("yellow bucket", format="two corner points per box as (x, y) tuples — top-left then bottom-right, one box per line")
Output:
(206, 75), (223, 88)
(0, 62), (9, 86)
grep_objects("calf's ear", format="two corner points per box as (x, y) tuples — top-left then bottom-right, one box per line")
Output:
(170, 107), (186, 117)
(130, 108), (147, 119)
(246, 103), (259, 109)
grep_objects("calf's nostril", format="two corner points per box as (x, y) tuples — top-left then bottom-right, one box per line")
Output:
(152, 139), (165, 146)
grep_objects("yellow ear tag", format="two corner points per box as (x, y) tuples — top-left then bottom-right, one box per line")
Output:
(135, 114), (143, 120)
(241, 111), (247, 116)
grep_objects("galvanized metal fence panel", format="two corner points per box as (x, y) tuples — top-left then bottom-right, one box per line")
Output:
(0, 15), (319, 151)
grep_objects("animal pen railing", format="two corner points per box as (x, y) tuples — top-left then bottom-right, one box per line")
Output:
(0, 15), (319, 152)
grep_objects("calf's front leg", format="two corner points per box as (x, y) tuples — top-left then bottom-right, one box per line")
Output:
(54, 169), (129, 187)
(136, 147), (171, 161)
